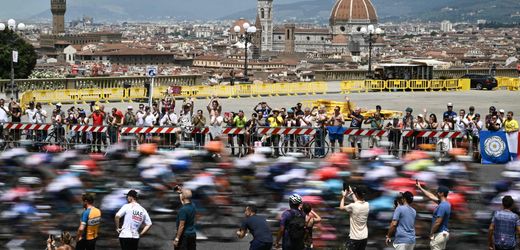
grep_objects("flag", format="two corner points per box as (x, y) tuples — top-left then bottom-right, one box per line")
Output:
(480, 131), (510, 164)
(506, 131), (519, 160)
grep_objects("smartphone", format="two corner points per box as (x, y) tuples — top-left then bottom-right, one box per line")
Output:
(343, 182), (348, 191)
(224, 112), (231, 118)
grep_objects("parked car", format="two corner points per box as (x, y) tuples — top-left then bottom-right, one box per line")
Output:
(461, 74), (497, 90)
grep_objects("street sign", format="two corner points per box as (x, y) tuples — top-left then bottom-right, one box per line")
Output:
(146, 65), (158, 77)
(12, 51), (18, 63)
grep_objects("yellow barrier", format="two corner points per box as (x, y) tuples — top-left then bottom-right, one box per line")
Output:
(386, 80), (407, 91)
(444, 79), (460, 91)
(497, 77), (520, 91)
(430, 80), (444, 91)
(365, 80), (386, 92)
(408, 80), (430, 91)
(342, 80), (366, 93)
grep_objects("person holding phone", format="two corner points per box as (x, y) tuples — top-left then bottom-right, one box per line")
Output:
(416, 182), (451, 250)
(386, 191), (416, 250)
(47, 232), (73, 250)
(340, 186), (369, 250)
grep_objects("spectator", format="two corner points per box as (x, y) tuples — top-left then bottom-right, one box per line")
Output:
(233, 110), (248, 157)
(275, 194), (305, 250)
(143, 107), (155, 127)
(329, 106), (345, 153)
(386, 117), (402, 157)
(285, 109), (298, 152)
(443, 103), (456, 122)
(136, 104), (146, 126)
(25, 102), (38, 140)
(402, 107), (414, 153)
(465, 106), (476, 121)
(160, 108), (179, 147)
(487, 115), (501, 132)
(453, 109), (468, 148)
(245, 113), (259, 153)
(298, 107), (316, 146)
(76, 193), (101, 250)
(237, 205), (273, 250)
(365, 112), (383, 149)
(428, 114), (439, 144)
(302, 203), (322, 249)
(504, 111), (519, 160)
(439, 114), (453, 152)
(294, 103), (304, 117)
(207, 95), (222, 119)
(504, 111), (519, 134)
(224, 112), (237, 156)
(174, 188), (197, 250)
(152, 103), (161, 125)
(414, 114), (429, 148)
(88, 106), (105, 153)
(416, 183), (451, 250)
(254, 102), (272, 120)
(46, 232), (73, 250)
(9, 100), (22, 141)
(179, 98), (194, 141)
(469, 114), (483, 158)
(65, 109), (79, 143)
(124, 106), (136, 126)
(386, 191), (416, 250)
(488, 195), (520, 250)
(161, 97), (174, 115)
(486, 106), (498, 127)
(315, 106), (329, 157)
(267, 109), (284, 157)
(52, 103), (66, 142)
(115, 190), (152, 250)
(499, 109), (506, 128)
(340, 186), (369, 250)
(192, 109), (207, 147)
(348, 107), (364, 158)
(109, 108), (124, 144)
(34, 102), (48, 141)
(0, 99), (8, 125)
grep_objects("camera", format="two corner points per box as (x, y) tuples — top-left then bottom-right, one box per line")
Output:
(173, 185), (182, 192)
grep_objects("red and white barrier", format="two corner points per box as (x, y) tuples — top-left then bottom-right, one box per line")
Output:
(222, 127), (245, 135)
(343, 128), (389, 137)
(71, 125), (107, 133)
(257, 127), (316, 135)
(4, 123), (53, 131)
(401, 130), (462, 138)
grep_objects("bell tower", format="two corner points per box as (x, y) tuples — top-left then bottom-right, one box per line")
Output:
(51, 0), (66, 34)
(257, 0), (273, 51)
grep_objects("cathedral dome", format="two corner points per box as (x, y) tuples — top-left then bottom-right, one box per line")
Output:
(330, 0), (378, 26)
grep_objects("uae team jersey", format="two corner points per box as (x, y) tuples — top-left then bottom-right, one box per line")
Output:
(81, 207), (101, 240)
(116, 203), (152, 239)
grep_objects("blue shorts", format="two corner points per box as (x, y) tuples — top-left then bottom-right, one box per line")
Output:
(329, 133), (344, 143)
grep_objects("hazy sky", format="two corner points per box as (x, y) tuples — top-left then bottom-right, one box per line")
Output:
(0, 0), (307, 20)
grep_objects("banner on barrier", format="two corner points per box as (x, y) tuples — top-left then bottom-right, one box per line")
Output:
(480, 131), (515, 164)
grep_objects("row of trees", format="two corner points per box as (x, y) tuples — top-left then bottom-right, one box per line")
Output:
(0, 29), (37, 80)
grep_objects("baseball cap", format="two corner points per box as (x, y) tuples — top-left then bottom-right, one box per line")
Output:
(127, 106), (133, 110)
(447, 103), (453, 107)
(417, 114), (424, 118)
(56, 103), (62, 107)
(499, 109), (505, 113)
(437, 186), (450, 196)
(94, 106), (100, 111)
(125, 190), (138, 198)
(405, 107), (413, 113)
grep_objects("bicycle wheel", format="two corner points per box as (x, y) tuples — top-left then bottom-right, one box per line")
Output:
(310, 139), (330, 158)
(280, 138), (298, 156)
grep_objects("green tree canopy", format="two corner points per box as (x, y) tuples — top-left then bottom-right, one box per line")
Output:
(0, 29), (37, 79)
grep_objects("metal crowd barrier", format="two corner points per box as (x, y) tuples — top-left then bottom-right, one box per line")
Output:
(0, 123), (470, 158)
(340, 79), (471, 94)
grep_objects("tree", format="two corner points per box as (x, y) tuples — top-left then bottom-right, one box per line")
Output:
(0, 29), (37, 79)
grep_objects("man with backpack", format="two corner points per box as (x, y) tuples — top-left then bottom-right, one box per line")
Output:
(275, 194), (306, 250)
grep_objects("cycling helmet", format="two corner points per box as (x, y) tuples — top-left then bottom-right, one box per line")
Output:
(289, 194), (302, 205)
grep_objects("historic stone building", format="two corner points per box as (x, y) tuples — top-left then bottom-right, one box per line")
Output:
(51, 0), (66, 34)
(257, 0), (274, 51)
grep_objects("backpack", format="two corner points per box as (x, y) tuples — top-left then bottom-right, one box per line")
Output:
(286, 210), (305, 250)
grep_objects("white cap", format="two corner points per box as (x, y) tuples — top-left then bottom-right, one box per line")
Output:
(418, 114), (424, 118)
(56, 102), (62, 106)
(127, 106), (133, 109)
(499, 109), (505, 113)
(447, 103), (453, 107)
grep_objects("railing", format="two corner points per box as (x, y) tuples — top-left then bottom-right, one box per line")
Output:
(0, 123), (472, 158)
(340, 79), (470, 93)
(20, 82), (329, 107)
(314, 68), (519, 81)
(0, 75), (202, 93)
(496, 77), (520, 90)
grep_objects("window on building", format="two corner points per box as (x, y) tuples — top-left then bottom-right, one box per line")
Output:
(307, 36), (310, 41)
(340, 26), (346, 32)
(261, 8), (265, 19)
(279, 35), (282, 40)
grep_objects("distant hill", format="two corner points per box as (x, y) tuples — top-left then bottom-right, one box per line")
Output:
(224, 0), (520, 23)
(20, 0), (520, 23)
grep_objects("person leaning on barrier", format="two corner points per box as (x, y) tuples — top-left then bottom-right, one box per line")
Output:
(192, 109), (206, 147)
(365, 112), (383, 149)
(124, 106), (136, 126)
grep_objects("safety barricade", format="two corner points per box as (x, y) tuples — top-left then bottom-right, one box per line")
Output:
(341, 80), (366, 93)
(256, 127), (316, 135)
(222, 127), (246, 135)
(408, 80), (430, 91)
(71, 125), (107, 133)
(444, 79), (460, 91)
(430, 80), (445, 91)
(386, 80), (407, 91)
(364, 80), (386, 92)
(4, 123), (53, 130)
(252, 83), (273, 97)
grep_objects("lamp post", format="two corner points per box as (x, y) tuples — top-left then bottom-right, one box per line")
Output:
(0, 19), (26, 100)
(360, 24), (383, 79)
(234, 23), (256, 82)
